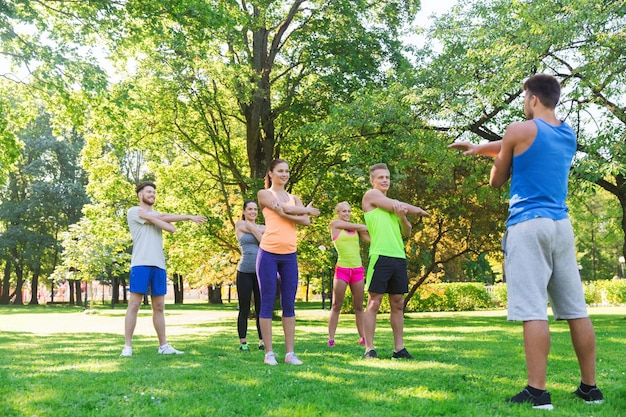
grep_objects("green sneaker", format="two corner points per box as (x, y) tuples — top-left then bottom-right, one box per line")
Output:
(239, 343), (250, 352)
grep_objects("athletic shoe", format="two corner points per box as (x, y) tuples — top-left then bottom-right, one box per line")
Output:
(573, 386), (604, 404)
(506, 388), (553, 410)
(363, 349), (378, 359)
(285, 352), (303, 365)
(391, 347), (414, 360)
(358, 337), (366, 346)
(158, 344), (184, 355)
(258, 343), (265, 351)
(327, 339), (335, 347)
(264, 352), (278, 366)
(239, 343), (250, 352)
(120, 346), (132, 357)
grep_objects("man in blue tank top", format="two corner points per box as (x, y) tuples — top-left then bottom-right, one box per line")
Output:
(449, 74), (603, 410)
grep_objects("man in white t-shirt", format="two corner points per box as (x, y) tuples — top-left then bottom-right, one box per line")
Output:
(120, 181), (206, 357)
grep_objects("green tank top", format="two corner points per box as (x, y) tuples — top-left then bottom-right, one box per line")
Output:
(332, 229), (362, 268)
(364, 207), (405, 259)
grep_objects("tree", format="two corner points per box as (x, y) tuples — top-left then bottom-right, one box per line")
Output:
(412, 0), (626, 265)
(0, 109), (89, 304)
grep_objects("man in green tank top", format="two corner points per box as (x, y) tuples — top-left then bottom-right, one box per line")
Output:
(361, 163), (429, 360)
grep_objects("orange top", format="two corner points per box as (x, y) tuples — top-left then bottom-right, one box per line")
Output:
(260, 190), (297, 254)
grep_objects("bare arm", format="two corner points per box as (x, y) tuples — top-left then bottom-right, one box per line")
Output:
(358, 230), (371, 243)
(139, 209), (177, 233)
(330, 219), (368, 233)
(490, 121), (538, 188)
(236, 220), (265, 242)
(330, 219), (369, 243)
(158, 213), (207, 224)
(363, 189), (429, 217)
(448, 140), (502, 157)
(258, 190), (316, 226)
(282, 198), (320, 217)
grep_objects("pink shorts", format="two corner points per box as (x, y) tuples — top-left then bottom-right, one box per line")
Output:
(334, 265), (365, 284)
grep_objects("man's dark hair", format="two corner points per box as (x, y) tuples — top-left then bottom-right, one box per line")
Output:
(136, 181), (156, 194)
(523, 74), (561, 109)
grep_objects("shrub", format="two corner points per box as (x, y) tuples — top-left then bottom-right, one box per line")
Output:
(488, 283), (508, 308)
(603, 279), (626, 304)
(583, 281), (603, 305)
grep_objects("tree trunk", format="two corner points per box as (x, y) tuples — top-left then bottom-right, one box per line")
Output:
(69, 280), (75, 305)
(14, 264), (24, 305)
(111, 275), (119, 308)
(29, 269), (40, 305)
(0, 260), (11, 305)
(172, 273), (184, 304)
(208, 285), (222, 304)
(76, 280), (82, 306)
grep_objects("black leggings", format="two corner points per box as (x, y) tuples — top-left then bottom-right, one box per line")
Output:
(237, 271), (262, 340)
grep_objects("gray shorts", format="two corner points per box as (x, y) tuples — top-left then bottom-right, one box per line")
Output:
(503, 217), (588, 321)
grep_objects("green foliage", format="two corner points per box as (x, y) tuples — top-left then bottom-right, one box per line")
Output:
(406, 282), (494, 312)
(583, 279), (626, 305)
(489, 283), (508, 308)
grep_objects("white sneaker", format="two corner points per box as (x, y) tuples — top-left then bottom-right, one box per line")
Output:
(285, 352), (303, 365)
(264, 352), (278, 366)
(120, 346), (132, 357)
(158, 344), (184, 355)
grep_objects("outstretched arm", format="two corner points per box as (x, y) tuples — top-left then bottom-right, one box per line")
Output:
(158, 213), (207, 224)
(330, 219), (370, 243)
(258, 191), (318, 226)
(138, 209), (177, 233)
(363, 189), (429, 217)
(448, 140), (502, 157)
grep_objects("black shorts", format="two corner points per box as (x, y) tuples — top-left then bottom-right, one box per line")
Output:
(366, 255), (408, 294)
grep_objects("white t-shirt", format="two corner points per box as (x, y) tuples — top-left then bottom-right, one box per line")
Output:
(127, 206), (166, 270)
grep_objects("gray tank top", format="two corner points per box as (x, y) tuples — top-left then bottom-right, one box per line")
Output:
(238, 232), (259, 273)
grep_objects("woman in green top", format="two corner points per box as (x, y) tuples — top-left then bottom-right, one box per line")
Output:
(327, 202), (370, 347)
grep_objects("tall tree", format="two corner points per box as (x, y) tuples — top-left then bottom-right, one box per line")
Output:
(0, 109), (89, 304)
(412, 0), (626, 262)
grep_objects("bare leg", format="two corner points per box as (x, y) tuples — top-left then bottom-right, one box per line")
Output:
(328, 279), (348, 341)
(260, 318), (273, 354)
(151, 295), (166, 346)
(124, 292), (144, 346)
(523, 320), (550, 390)
(389, 294), (405, 352)
(283, 316), (296, 353)
(363, 292), (383, 352)
(350, 280), (365, 339)
(568, 317), (597, 386)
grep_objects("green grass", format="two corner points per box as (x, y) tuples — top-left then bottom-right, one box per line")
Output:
(0, 303), (624, 416)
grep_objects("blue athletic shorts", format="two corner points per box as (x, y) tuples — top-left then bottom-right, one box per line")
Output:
(129, 266), (167, 296)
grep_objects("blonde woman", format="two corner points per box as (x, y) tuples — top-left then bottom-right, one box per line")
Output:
(327, 202), (370, 347)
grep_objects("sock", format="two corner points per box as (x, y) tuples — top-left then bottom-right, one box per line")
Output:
(526, 385), (545, 396)
(580, 382), (596, 392)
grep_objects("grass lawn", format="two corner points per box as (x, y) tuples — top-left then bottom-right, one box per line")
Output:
(0, 302), (624, 417)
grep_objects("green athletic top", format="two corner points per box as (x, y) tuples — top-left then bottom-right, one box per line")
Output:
(332, 229), (362, 268)
(363, 207), (405, 259)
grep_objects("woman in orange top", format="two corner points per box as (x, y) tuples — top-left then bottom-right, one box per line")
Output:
(257, 159), (319, 366)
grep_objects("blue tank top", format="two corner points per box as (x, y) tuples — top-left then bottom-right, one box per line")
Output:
(507, 118), (576, 228)
(237, 233), (259, 273)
